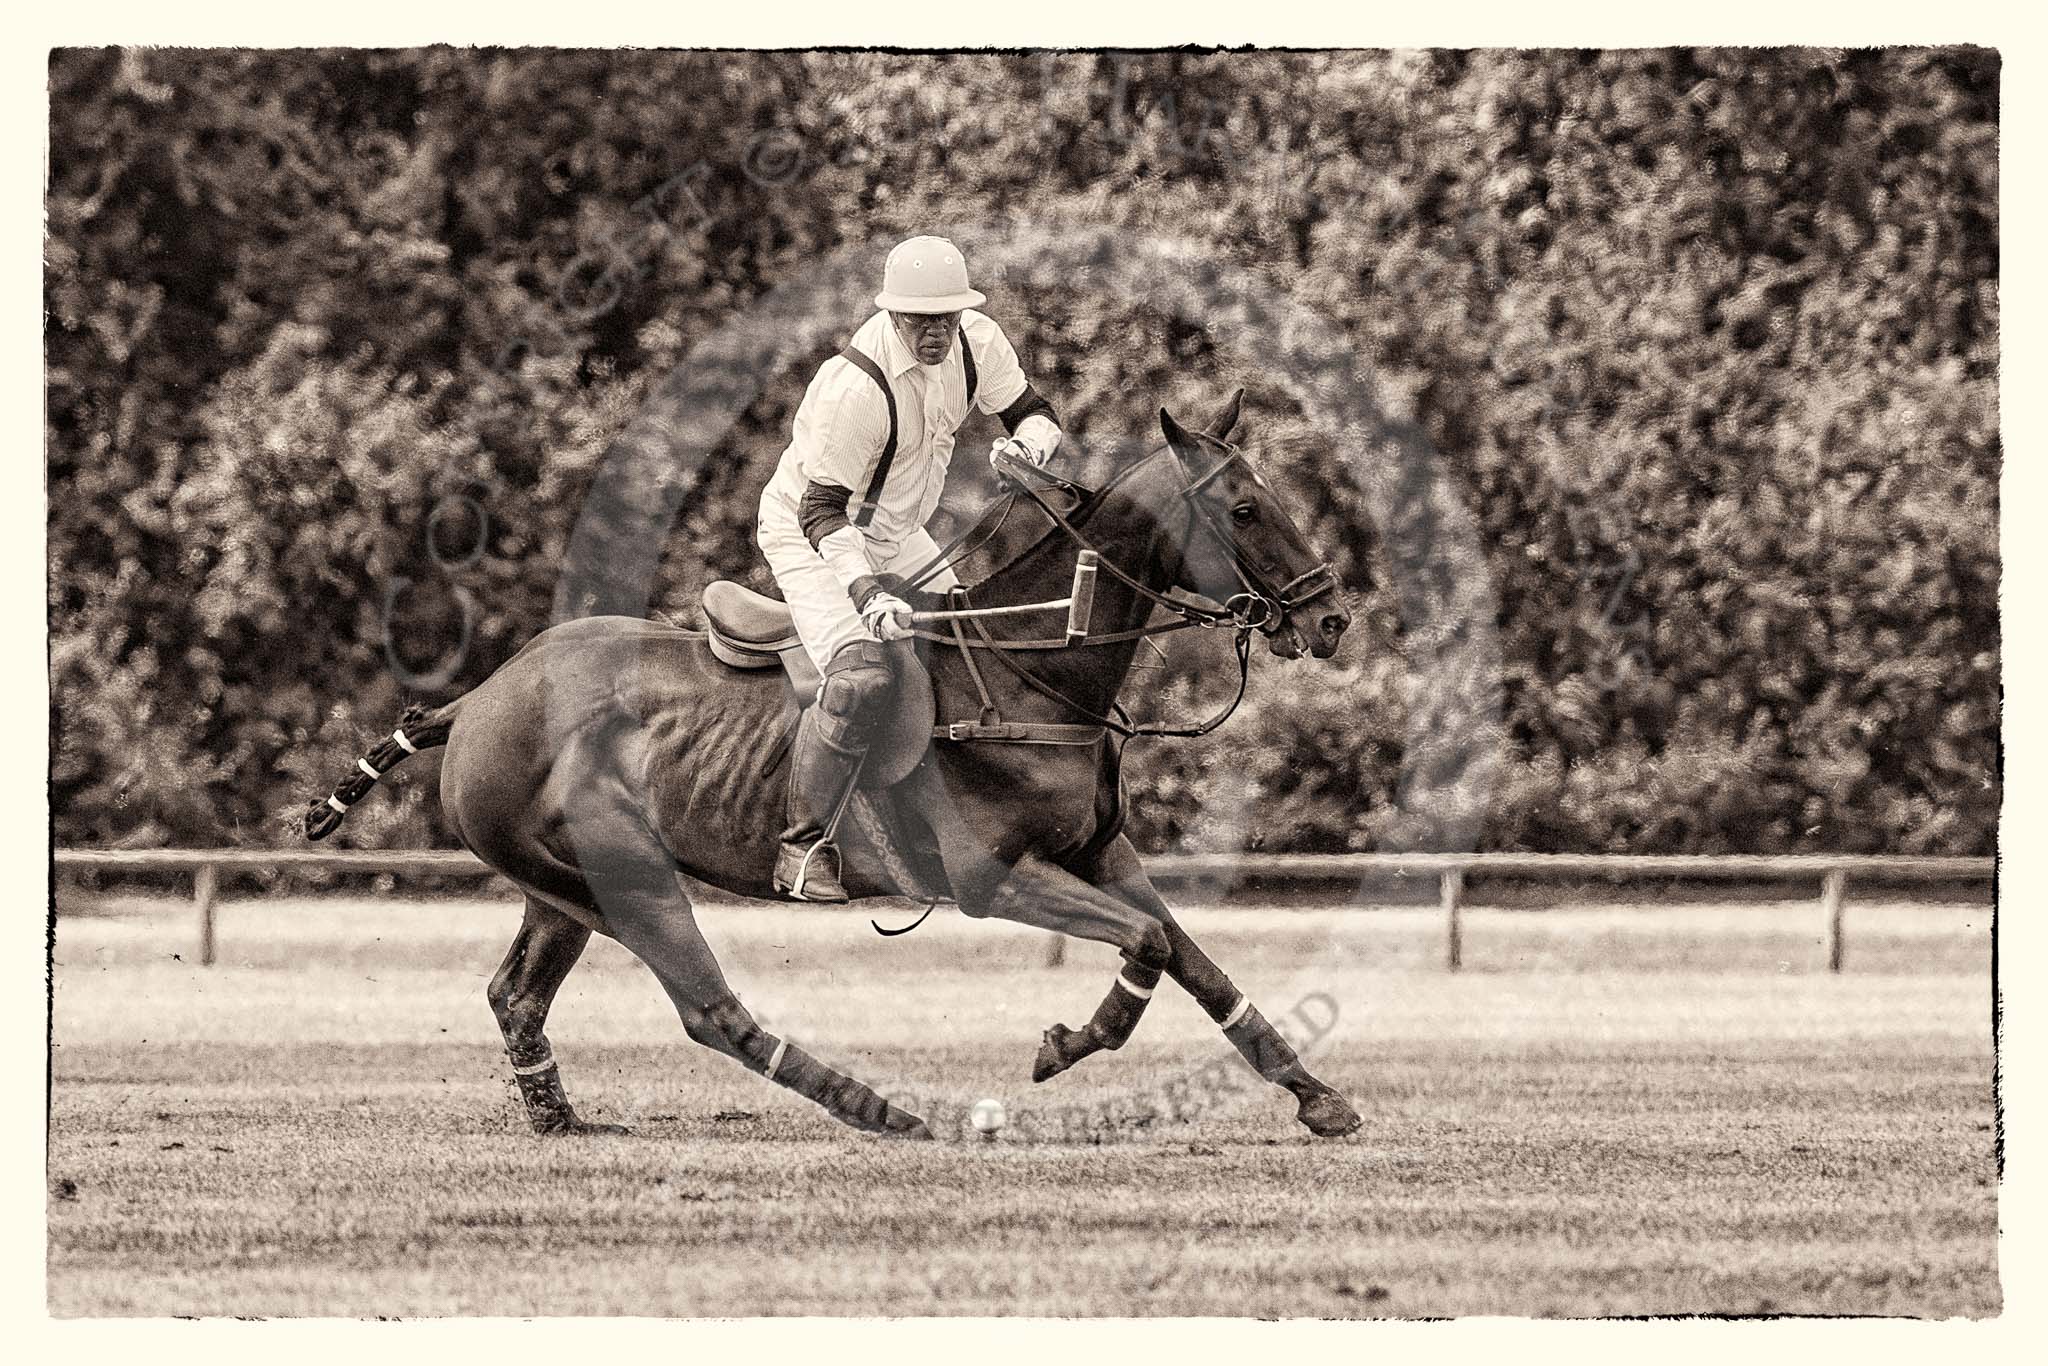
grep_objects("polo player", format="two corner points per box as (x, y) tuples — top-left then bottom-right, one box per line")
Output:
(756, 235), (1065, 901)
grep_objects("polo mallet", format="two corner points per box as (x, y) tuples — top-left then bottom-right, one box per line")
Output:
(1064, 549), (1098, 642)
(906, 550), (1100, 643)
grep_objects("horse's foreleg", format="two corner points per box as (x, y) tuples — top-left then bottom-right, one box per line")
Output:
(1025, 838), (1177, 1079)
(489, 896), (626, 1135)
(1030, 956), (1161, 1082)
(1041, 836), (1361, 1138)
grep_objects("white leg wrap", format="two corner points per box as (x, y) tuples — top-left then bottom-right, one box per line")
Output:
(326, 794), (350, 814)
(764, 1039), (788, 1081)
(356, 757), (380, 779)
(1220, 995), (1251, 1030)
(391, 729), (418, 754)
(510, 1052), (557, 1077)
(1115, 973), (1155, 1000)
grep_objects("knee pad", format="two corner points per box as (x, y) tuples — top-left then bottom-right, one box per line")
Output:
(816, 642), (894, 745)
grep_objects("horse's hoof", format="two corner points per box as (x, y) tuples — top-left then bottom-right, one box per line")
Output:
(1297, 1090), (1362, 1138)
(1032, 1024), (1088, 1083)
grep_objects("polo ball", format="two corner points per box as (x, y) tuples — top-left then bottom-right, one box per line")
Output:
(970, 1098), (1007, 1136)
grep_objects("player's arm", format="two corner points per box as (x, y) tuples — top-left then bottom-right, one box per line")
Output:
(969, 314), (1063, 467)
(799, 372), (900, 617)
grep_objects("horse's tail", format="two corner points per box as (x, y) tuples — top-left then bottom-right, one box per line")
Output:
(303, 700), (460, 841)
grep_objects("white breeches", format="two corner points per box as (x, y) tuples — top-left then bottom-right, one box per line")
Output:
(757, 496), (960, 672)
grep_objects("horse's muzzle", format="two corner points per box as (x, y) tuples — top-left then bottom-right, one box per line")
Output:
(1281, 601), (1349, 660)
(1312, 604), (1350, 657)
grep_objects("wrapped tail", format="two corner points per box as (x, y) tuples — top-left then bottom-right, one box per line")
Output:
(303, 701), (457, 840)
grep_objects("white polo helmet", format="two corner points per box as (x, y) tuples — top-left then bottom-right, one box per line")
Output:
(874, 235), (986, 312)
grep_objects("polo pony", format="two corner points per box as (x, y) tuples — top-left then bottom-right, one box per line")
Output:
(306, 389), (1362, 1141)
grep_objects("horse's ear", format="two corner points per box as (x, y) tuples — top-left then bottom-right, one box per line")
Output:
(1162, 406), (1227, 482)
(1205, 387), (1244, 442)
(1160, 407), (1204, 472)
(1160, 407), (1193, 454)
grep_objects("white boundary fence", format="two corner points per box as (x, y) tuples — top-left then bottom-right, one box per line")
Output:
(54, 847), (1992, 972)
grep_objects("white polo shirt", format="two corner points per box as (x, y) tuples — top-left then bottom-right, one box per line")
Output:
(762, 308), (1031, 549)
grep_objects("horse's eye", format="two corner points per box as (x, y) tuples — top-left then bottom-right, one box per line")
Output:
(1232, 503), (1257, 526)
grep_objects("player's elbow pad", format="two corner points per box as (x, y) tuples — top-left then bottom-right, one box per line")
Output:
(799, 480), (855, 549)
(997, 385), (1060, 438)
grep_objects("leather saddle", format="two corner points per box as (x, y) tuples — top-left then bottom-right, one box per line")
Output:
(700, 580), (933, 789)
(702, 580), (813, 683)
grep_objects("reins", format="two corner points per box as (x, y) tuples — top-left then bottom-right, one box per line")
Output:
(899, 444), (1337, 741)
(960, 599), (1256, 741)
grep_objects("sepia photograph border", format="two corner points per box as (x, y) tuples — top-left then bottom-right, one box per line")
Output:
(13, 0), (2041, 1356)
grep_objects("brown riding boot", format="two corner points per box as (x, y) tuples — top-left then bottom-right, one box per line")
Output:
(774, 641), (893, 903)
(774, 730), (862, 902)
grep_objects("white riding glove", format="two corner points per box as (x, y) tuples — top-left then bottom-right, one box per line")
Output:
(988, 415), (1062, 473)
(991, 444), (1040, 481)
(860, 592), (915, 642)
(988, 435), (1042, 473)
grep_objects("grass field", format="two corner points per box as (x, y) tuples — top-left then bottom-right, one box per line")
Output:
(48, 892), (1998, 1318)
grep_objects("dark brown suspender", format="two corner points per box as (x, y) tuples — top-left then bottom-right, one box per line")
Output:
(838, 330), (978, 529)
(836, 347), (896, 528)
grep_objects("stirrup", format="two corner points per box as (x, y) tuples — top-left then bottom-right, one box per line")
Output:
(776, 838), (848, 903)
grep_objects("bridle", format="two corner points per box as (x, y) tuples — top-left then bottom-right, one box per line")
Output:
(913, 444), (1338, 640)
(1173, 443), (1342, 637)
(901, 442), (1340, 740)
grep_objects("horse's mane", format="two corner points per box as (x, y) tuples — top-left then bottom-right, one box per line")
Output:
(941, 443), (1170, 596)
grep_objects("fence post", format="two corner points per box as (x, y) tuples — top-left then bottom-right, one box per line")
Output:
(195, 862), (219, 967)
(1823, 869), (1849, 973)
(1442, 869), (1464, 972)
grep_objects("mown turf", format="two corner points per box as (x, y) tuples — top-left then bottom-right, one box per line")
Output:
(48, 896), (1998, 1317)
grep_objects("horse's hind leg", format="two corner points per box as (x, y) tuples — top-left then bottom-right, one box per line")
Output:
(1036, 835), (1361, 1139)
(489, 896), (628, 1135)
(597, 856), (933, 1139)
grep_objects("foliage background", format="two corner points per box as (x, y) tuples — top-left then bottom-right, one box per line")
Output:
(46, 47), (1999, 856)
